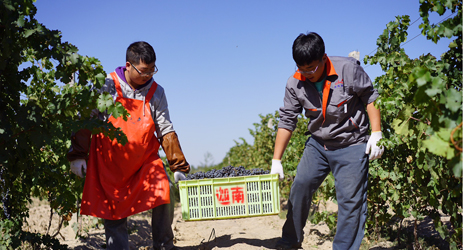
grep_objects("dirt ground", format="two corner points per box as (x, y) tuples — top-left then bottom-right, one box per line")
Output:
(24, 197), (404, 250)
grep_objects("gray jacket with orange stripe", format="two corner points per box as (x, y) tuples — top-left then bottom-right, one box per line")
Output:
(278, 56), (378, 150)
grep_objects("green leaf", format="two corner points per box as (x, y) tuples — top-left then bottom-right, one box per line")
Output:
(47, 102), (56, 113)
(416, 71), (431, 87)
(452, 160), (462, 177)
(391, 191), (399, 201)
(436, 128), (451, 142)
(410, 67), (431, 87)
(4, 3), (15, 11)
(94, 73), (106, 88)
(97, 92), (114, 112)
(424, 87), (441, 97)
(379, 169), (388, 180)
(422, 135), (450, 157)
(443, 26), (454, 38)
(390, 171), (398, 181)
(24, 28), (35, 38)
(392, 118), (410, 136)
(445, 88), (462, 112)
(16, 15), (25, 27)
(70, 53), (79, 64)
(108, 102), (128, 120)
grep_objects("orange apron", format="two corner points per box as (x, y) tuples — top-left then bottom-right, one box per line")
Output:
(81, 72), (170, 220)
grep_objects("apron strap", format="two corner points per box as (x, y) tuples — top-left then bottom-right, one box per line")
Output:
(110, 72), (124, 97)
(144, 80), (158, 103)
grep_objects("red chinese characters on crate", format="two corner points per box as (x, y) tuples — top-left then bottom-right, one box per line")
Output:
(215, 186), (245, 206)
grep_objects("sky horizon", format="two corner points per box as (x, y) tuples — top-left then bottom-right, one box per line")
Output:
(33, 0), (453, 167)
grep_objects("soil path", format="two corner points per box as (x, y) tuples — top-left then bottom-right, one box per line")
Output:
(25, 198), (398, 250)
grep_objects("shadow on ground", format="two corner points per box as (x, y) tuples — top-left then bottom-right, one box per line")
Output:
(182, 234), (281, 250)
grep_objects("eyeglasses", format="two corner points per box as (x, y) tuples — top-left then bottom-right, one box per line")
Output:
(296, 60), (323, 75)
(130, 62), (158, 77)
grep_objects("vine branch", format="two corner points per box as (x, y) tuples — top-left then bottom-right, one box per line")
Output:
(450, 122), (462, 152)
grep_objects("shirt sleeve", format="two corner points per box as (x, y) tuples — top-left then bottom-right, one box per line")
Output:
(351, 64), (379, 105)
(150, 85), (175, 139)
(278, 79), (303, 131)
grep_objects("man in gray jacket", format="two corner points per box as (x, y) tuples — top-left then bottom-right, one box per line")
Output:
(271, 32), (384, 250)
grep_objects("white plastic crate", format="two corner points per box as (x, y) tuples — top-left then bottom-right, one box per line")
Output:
(178, 174), (280, 221)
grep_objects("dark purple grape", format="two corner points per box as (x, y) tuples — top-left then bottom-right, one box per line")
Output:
(185, 165), (269, 180)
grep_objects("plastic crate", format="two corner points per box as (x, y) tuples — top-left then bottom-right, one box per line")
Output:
(178, 174), (280, 221)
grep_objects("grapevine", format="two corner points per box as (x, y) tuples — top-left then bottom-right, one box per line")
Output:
(0, 1), (128, 248)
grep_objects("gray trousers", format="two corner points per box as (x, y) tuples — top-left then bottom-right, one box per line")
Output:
(282, 137), (369, 250)
(105, 174), (176, 250)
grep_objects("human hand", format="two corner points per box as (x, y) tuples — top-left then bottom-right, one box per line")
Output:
(365, 131), (384, 161)
(270, 159), (284, 180)
(70, 159), (87, 178)
(174, 171), (186, 183)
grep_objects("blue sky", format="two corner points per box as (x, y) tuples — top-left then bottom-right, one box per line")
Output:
(33, 0), (453, 167)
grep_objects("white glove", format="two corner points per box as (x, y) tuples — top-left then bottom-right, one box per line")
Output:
(70, 159), (87, 178)
(365, 131), (384, 161)
(174, 171), (186, 183)
(270, 159), (284, 180)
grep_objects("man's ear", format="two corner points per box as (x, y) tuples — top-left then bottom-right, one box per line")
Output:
(125, 61), (131, 68)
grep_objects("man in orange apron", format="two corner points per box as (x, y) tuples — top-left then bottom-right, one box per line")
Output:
(67, 41), (190, 250)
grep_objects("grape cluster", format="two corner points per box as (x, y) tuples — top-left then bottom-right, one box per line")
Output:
(185, 165), (270, 180)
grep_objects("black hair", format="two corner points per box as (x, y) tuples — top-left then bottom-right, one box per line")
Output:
(292, 32), (325, 66)
(126, 41), (156, 65)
